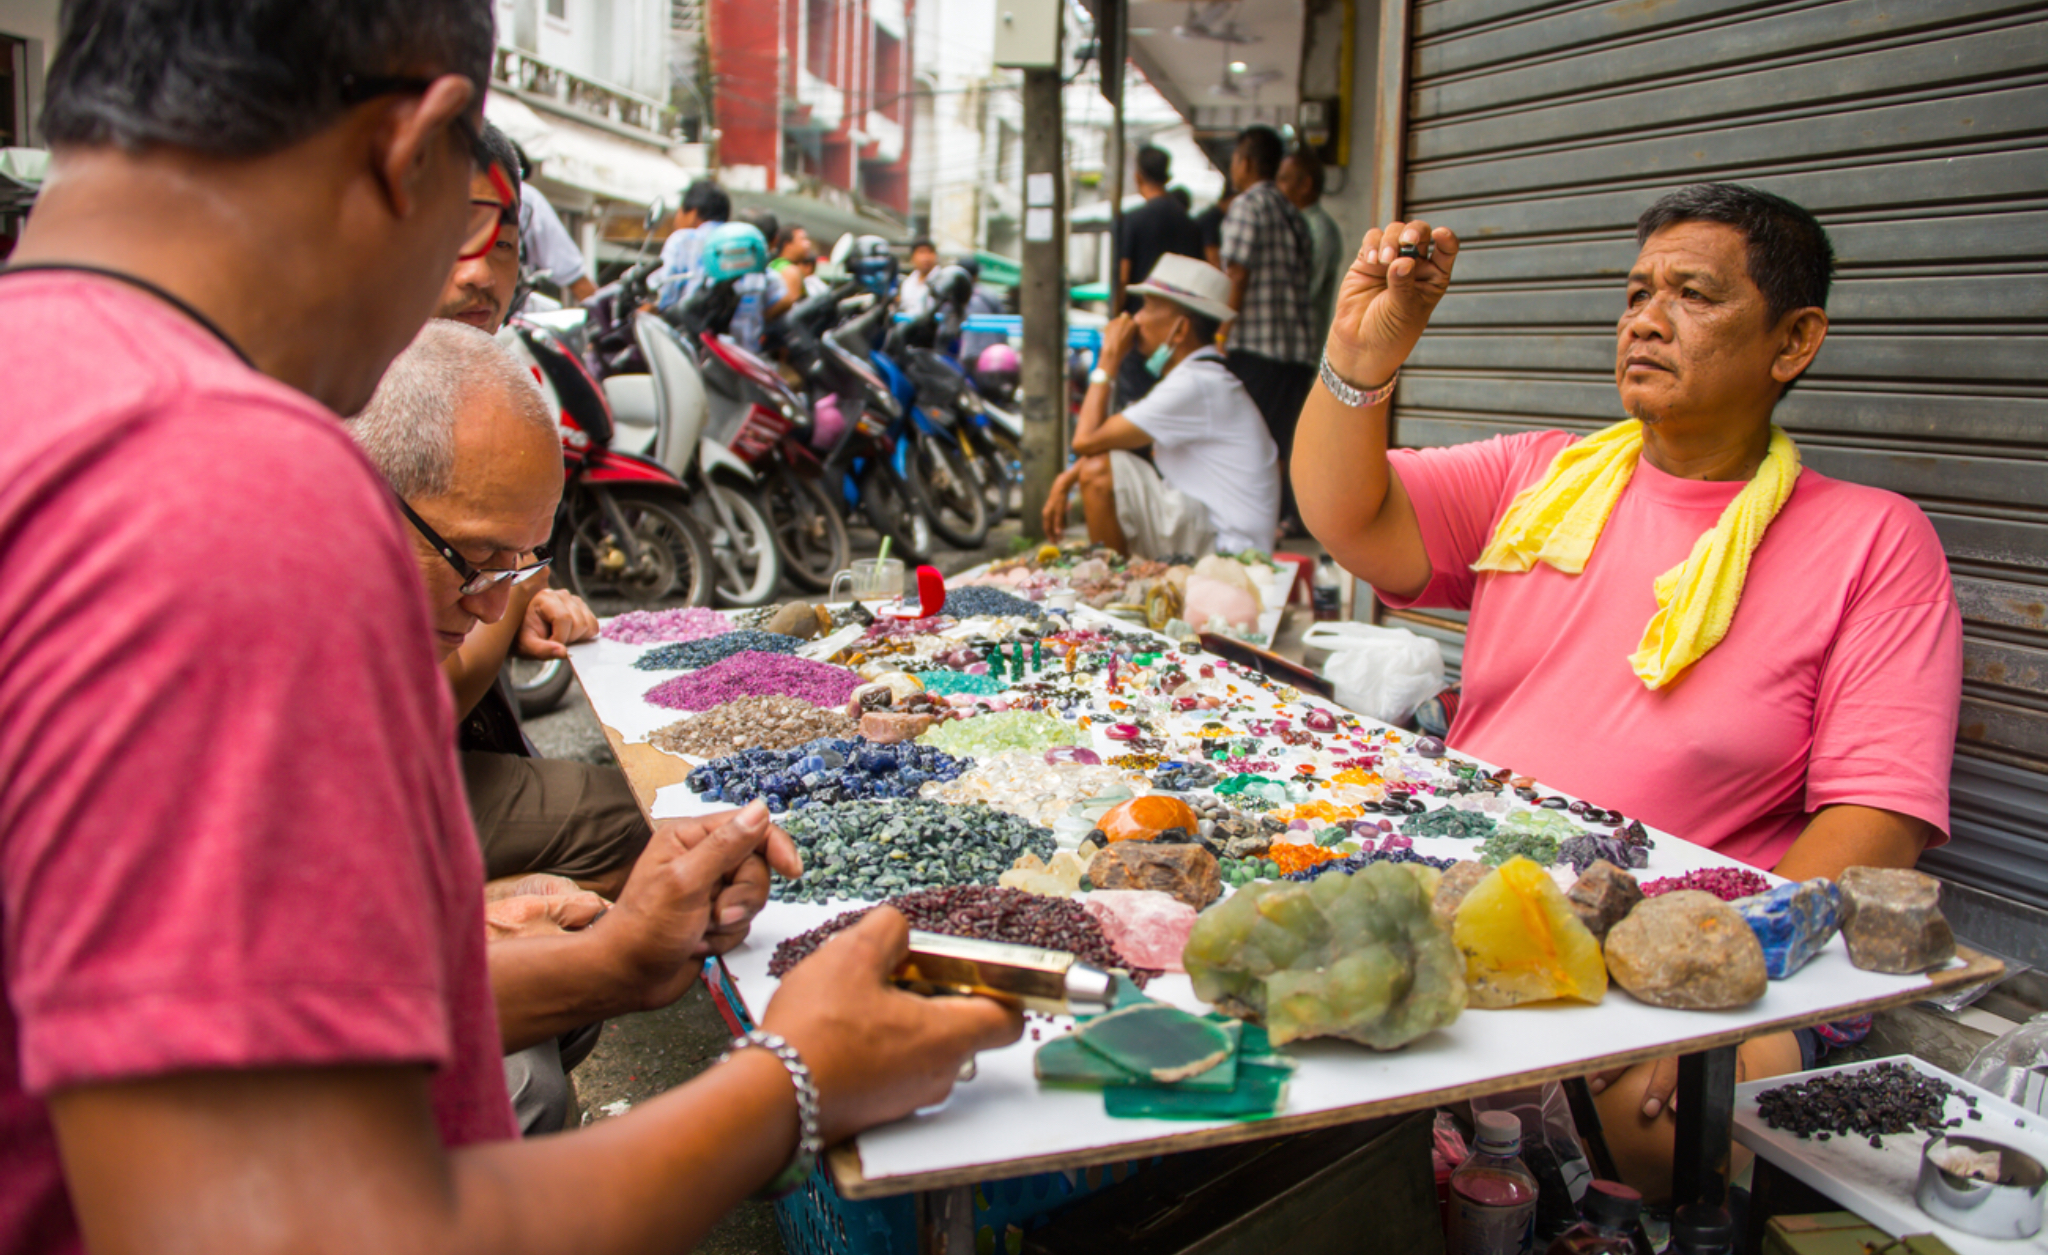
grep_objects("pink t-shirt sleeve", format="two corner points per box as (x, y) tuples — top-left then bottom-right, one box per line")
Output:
(0, 393), (480, 1095)
(1802, 505), (1963, 840)
(1381, 430), (1570, 610)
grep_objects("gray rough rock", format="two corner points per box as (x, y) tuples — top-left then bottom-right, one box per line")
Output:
(1604, 890), (1767, 1010)
(1567, 860), (1644, 942)
(1838, 866), (1956, 974)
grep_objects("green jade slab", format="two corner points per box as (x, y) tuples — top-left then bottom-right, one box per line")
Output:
(1035, 1021), (1242, 1092)
(1073, 1002), (1237, 1083)
(1101, 1057), (1295, 1120)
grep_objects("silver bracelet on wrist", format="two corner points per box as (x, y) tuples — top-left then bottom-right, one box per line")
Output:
(1319, 353), (1398, 409)
(720, 1029), (822, 1199)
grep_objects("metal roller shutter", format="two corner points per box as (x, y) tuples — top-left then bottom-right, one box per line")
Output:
(1386, 0), (2048, 905)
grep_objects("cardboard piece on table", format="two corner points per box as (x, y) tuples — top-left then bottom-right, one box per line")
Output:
(601, 726), (695, 812)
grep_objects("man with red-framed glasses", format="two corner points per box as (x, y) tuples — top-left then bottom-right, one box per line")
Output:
(0, 3), (1016, 1253)
(437, 119), (525, 333)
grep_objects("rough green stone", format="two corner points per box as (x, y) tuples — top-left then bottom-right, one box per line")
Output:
(919, 709), (1076, 756)
(1183, 862), (1467, 1050)
(1477, 810), (1578, 867)
(1403, 809), (1499, 840)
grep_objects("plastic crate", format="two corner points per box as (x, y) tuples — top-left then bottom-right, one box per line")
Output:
(774, 1158), (1148, 1255)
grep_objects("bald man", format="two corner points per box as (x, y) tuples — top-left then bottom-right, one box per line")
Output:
(350, 322), (670, 1133)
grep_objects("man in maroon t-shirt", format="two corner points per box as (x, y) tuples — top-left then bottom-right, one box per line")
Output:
(0, 4), (1016, 1253)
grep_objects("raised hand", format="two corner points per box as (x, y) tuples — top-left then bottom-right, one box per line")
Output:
(593, 800), (800, 1008)
(1326, 220), (1460, 387)
(516, 587), (600, 659)
(763, 908), (1024, 1144)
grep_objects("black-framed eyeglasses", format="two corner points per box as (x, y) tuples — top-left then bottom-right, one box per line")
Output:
(394, 496), (552, 597)
(339, 72), (513, 262)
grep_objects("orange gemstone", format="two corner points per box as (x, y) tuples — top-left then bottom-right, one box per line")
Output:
(1098, 795), (1201, 844)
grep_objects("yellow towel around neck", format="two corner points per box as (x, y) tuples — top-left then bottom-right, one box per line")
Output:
(1471, 419), (1801, 689)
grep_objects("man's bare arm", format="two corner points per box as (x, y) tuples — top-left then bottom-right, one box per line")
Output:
(1292, 221), (1460, 601)
(1772, 804), (1933, 882)
(490, 804), (796, 1051)
(52, 909), (1021, 1255)
(1225, 262), (1248, 314)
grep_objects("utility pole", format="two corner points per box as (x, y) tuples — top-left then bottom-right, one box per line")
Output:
(1017, 61), (1066, 540)
(993, 0), (1068, 540)
(1091, 0), (1128, 314)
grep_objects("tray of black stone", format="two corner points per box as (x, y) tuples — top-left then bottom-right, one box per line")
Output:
(1734, 1056), (2048, 1254)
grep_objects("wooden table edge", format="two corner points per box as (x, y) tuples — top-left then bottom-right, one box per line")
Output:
(825, 947), (2005, 1199)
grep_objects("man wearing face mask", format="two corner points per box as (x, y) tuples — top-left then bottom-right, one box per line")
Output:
(1040, 254), (1279, 557)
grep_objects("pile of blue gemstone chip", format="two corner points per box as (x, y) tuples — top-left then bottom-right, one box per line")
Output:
(685, 736), (967, 812)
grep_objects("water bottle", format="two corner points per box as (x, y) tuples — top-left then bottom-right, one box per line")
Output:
(1312, 554), (1341, 620)
(1447, 1110), (1540, 1254)
(1669, 1203), (1735, 1255)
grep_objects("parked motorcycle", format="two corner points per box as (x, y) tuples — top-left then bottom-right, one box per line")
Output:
(881, 271), (991, 550)
(574, 243), (789, 608)
(967, 341), (1026, 520)
(502, 316), (715, 614)
(780, 242), (937, 563)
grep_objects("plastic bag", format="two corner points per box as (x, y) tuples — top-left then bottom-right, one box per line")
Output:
(1961, 1011), (2048, 1114)
(1470, 1083), (1594, 1242)
(1301, 622), (1445, 725)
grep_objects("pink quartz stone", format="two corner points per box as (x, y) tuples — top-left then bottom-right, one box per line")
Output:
(859, 711), (935, 743)
(1045, 746), (1103, 766)
(1082, 890), (1198, 973)
(1106, 722), (1142, 741)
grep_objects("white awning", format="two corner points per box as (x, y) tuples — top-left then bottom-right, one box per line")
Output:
(485, 94), (699, 208)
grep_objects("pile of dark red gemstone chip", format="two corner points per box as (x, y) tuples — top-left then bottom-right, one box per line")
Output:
(1640, 867), (1774, 902)
(768, 885), (1158, 985)
(1755, 1061), (1968, 1147)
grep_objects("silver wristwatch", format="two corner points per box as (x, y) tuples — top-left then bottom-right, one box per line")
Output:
(1319, 353), (1398, 409)
(1087, 366), (1111, 387)
(721, 1030), (822, 1199)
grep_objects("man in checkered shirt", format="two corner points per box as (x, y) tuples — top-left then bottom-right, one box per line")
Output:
(1220, 126), (1318, 540)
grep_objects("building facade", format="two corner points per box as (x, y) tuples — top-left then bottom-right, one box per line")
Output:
(707, 0), (915, 221)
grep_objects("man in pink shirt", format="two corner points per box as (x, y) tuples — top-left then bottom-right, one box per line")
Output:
(1292, 184), (1961, 1201)
(0, 4), (1015, 1253)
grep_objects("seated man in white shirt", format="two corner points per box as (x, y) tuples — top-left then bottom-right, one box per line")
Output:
(1041, 254), (1281, 557)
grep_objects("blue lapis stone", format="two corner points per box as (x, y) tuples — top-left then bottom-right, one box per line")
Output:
(1733, 879), (1841, 979)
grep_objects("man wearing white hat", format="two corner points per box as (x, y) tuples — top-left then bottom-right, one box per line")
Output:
(1041, 254), (1282, 557)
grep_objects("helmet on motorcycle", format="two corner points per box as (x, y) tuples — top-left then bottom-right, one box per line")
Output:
(700, 222), (770, 283)
(974, 342), (1020, 395)
(808, 391), (848, 453)
(846, 234), (899, 296)
(925, 264), (974, 310)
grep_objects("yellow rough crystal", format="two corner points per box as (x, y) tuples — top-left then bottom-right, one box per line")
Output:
(1453, 856), (1608, 1008)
